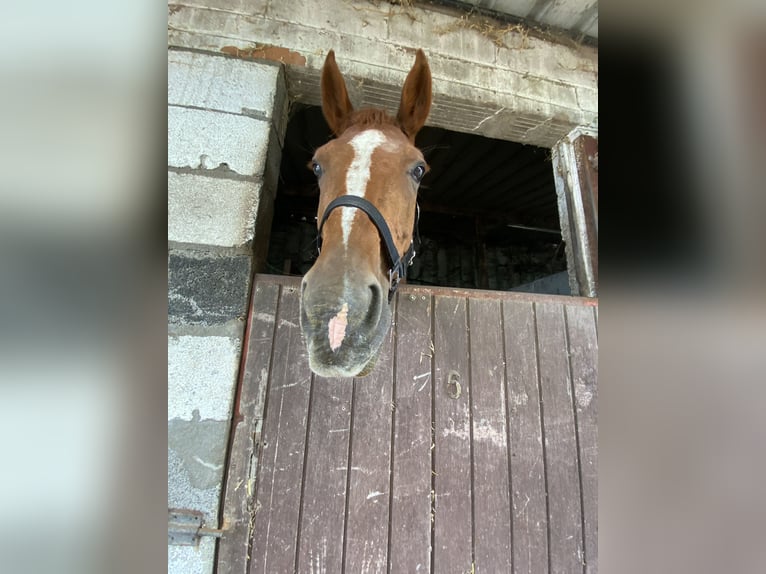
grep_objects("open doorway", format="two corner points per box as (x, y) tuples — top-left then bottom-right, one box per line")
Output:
(265, 104), (568, 294)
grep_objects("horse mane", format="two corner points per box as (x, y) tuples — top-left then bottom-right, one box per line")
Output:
(346, 108), (401, 131)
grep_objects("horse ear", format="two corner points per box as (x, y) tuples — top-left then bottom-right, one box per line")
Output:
(321, 50), (354, 137)
(397, 49), (432, 141)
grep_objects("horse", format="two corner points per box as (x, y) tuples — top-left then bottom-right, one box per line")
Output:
(300, 49), (432, 378)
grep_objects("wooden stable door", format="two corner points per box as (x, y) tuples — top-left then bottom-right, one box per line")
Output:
(218, 274), (598, 574)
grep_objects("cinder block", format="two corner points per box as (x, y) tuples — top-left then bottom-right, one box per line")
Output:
(168, 413), (229, 528)
(267, 0), (387, 40)
(512, 78), (580, 111)
(168, 49), (280, 118)
(167, 334), (238, 559)
(168, 106), (270, 176)
(168, 250), (252, 326)
(168, 172), (261, 248)
(168, 335), (241, 421)
(167, 325), (243, 574)
(168, 432), (225, 525)
(168, 538), (216, 574)
(387, 10), (497, 66)
(168, 0), (598, 148)
(173, 0), (269, 18)
(575, 86), (598, 113)
(494, 39), (598, 89)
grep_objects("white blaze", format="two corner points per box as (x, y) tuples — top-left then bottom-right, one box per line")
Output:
(328, 303), (349, 352)
(342, 130), (387, 246)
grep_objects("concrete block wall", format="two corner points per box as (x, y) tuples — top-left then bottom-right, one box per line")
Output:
(166, 4), (598, 571)
(167, 0), (598, 148)
(167, 47), (287, 574)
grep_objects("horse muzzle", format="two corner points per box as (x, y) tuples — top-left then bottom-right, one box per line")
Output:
(299, 271), (391, 378)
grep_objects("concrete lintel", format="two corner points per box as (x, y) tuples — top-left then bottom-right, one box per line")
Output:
(168, 0), (597, 147)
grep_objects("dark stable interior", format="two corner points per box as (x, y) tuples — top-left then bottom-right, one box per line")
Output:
(265, 104), (568, 293)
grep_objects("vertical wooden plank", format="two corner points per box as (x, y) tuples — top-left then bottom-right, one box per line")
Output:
(296, 374), (353, 572)
(343, 321), (395, 574)
(249, 286), (312, 574)
(469, 298), (513, 573)
(218, 281), (279, 574)
(535, 301), (584, 573)
(389, 291), (433, 574)
(503, 299), (549, 574)
(432, 296), (473, 574)
(565, 304), (598, 574)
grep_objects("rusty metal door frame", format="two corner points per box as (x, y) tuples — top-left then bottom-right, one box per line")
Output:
(552, 126), (599, 297)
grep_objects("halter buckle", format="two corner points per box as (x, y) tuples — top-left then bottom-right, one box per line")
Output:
(389, 266), (402, 291)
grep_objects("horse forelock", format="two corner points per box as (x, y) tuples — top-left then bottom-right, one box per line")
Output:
(347, 108), (403, 133)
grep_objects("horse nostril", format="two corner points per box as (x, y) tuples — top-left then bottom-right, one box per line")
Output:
(364, 283), (382, 326)
(369, 282), (381, 305)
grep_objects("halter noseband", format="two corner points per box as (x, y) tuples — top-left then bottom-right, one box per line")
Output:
(317, 195), (420, 302)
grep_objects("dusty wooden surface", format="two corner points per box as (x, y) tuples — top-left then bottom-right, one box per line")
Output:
(220, 274), (598, 574)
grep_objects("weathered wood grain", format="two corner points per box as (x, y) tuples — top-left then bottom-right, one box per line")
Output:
(469, 298), (513, 573)
(566, 304), (598, 574)
(296, 373), (353, 573)
(389, 291), (434, 574)
(230, 275), (598, 574)
(343, 321), (396, 574)
(249, 286), (313, 574)
(503, 299), (549, 574)
(433, 296), (473, 574)
(535, 301), (584, 574)
(218, 282), (279, 574)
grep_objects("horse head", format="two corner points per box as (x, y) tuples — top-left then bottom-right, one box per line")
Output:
(300, 49), (432, 377)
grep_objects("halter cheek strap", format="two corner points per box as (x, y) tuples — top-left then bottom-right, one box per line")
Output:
(317, 195), (420, 302)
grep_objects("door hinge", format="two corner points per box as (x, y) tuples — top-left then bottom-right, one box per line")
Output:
(168, 508), (224, 546)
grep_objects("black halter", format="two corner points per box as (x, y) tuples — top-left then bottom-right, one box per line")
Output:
(317, 195), (420, 302)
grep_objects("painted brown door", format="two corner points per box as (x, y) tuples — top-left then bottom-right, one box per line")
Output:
(218, 274), (598, 574)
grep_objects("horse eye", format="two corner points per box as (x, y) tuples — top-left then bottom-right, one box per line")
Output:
(312, 161), (323, 178)
(411, 163), (426, 183)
